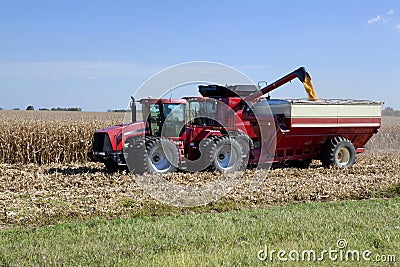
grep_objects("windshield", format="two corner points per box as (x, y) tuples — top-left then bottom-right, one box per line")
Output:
(162, 103), (186, 137)
(144, 103), (185, 137)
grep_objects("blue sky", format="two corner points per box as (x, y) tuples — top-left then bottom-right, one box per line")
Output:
(0, 0), (399, 111)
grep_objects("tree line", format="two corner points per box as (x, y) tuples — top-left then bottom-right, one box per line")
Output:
(382, 107), (400, 117)
(0, 106), (81, 111)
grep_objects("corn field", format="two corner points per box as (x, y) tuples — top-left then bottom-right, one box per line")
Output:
(0, 110), (124, 164)
(367, 116), (400, 152)
(1, 110), (398, 165)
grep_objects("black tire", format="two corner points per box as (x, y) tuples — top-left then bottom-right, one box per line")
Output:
(125, 137), (179, 174)
(211, 136), (244, 172)
(230, 132), (252, 168)
(144, 138), (179, 174)
(321, 136), (356, 168)
(185, 137), (216, 172)
(124, 138), (147, 174)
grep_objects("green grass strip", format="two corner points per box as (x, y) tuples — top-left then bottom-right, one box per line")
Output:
(1, 198), (399, 266)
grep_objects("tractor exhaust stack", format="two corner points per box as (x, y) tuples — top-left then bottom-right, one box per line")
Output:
(130, 96), (136, 123)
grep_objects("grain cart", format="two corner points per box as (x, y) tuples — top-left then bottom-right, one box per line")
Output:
(88, 67), (382, 173)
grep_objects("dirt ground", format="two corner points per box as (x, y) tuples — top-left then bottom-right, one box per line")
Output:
(1, 151), (398, 228)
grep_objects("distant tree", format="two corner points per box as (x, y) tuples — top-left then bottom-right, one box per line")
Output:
(39, 108), (49, 111)
(50, 107), (81, 111)
(26, 105), (34, 110)
(110, 109), (129, 112)
(0, 107), (3, 110)
(67, 107), (81, 111)
(382, 107), (399, 116)
(13, 108), (20, 110)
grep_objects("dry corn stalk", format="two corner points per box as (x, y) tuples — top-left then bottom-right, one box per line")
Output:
(0, 110), (123, 164)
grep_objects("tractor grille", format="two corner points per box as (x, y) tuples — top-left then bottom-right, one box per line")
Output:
(92, 133), (113, 152)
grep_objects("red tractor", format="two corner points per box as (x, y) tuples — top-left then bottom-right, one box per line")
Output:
(88, 67), (382, 173)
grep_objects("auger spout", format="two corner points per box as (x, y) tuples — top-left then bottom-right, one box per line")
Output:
(244, 67), (317, 103)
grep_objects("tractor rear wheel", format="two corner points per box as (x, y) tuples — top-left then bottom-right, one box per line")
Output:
(321, 136), (356, 168)
(211, 136), (244, 173)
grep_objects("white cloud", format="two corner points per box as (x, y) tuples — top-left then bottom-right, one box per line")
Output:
(367, 15), (382, 25)
(367, 9), (400, 28)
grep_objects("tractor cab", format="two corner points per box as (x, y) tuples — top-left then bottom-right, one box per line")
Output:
(140, 98), (186, 138)
(184, 96), (234, 129)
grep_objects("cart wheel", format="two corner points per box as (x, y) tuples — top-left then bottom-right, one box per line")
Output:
(321, 136), (356, 168)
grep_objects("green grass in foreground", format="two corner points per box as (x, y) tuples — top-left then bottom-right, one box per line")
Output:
(1, 198), (399, 266)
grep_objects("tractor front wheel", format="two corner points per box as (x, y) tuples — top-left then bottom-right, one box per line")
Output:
(145, 138), (179, 174)
(125, 137), (179, 174)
